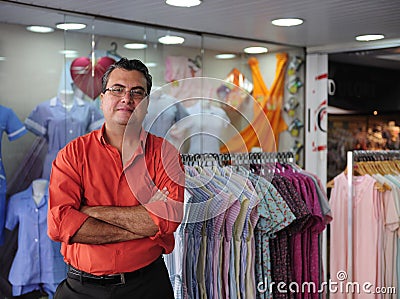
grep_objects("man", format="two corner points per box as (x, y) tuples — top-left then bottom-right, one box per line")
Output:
(48, 58), (185, 299)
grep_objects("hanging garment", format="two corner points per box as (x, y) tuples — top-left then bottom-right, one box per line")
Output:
(269, 174), (311, 299)
(165, 56), (201, 83)
(381, 174), (400, 297)
(5, 182), (66, 298)
(281, 171), (326, 299)
(164, 56), (215, 105)
(143, 92), (190, 138)
(218, 68), (253, 110)
(24, 96), (104, 179)
(185, 101), (230, 154)
(329, 173), (382, 299)
(251, 173), (296, 299)
(0, 105), (27, 245)
(373, 174), (399, 299)
(164, 154), (329, 299)
(220, 53), (288, 153)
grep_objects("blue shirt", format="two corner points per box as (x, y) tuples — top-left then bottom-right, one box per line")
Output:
(163, 189), (192, 299)
(0, 105), (27, 244)
(5, 182), (66, 286)
(183, 172), (209, 299)
(0, 105), (27, 192)
(250, 174), (296, 299)
(25, 96), (104, 179)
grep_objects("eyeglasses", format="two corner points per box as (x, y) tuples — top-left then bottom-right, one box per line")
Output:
(104, 86), (148, 101)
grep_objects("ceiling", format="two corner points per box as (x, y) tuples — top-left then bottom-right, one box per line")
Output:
(2, 0), (400, 69)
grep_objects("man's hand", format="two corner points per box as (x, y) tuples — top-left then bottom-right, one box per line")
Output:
(148, 187), (169, 203)
(77, 188), (171, 237)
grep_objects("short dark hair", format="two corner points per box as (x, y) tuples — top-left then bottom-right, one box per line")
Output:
(102, 58), (152, 94)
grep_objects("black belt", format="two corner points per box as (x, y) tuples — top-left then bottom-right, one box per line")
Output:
(67, 256), (162, 286)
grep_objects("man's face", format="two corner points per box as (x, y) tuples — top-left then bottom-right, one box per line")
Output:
(100, 68), (149, 127)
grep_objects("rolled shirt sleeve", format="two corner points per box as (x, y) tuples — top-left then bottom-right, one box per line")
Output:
(47, 142), (90, 244)
(142, 139), (185, 253)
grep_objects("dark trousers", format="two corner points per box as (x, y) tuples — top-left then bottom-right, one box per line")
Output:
(54, 257), (174, 299)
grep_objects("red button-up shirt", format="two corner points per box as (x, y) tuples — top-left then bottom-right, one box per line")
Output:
(48, 125), (184, 275)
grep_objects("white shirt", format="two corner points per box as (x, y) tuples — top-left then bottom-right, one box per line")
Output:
(185, 101), (230, 154)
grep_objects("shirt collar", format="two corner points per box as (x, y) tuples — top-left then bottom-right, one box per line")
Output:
(97, 123), (147, 151)
(26, 182), (49, 208)
(123, 128), (147, 169)
(50, 96), (85, 107)
(97, 124), (107, 145)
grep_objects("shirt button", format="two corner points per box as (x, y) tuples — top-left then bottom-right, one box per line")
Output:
(69, 129), (73, 134)
(35, 209), (39, 212)
(116, 250), (120, 255)
(34, 238), (38, 242)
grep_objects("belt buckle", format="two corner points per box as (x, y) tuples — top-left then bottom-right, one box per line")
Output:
(113, 273), (126, 285)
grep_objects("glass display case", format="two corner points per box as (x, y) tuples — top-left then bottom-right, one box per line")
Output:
(0, 2), (305, 195)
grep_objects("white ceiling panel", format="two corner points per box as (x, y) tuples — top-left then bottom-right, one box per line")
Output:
(2, 0), (400, 68)
(4, 0), (400, 47)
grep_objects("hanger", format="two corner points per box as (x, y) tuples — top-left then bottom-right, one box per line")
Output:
(188, 55), (202, 69)
(327, 166), (355, 189)
(107, 42), (122, 59)
(363, 161), (379, 174)
(386, 160), (397, 173)
(326, 179), (335, 189)
(392, 160), (400, 172)
(385, 160), (399, 174)
(327, 163), (391, 192)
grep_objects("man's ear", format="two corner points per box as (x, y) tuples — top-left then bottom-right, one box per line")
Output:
(100, 93), (104, 109)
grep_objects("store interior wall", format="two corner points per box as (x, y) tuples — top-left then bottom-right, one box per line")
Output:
(327, 51), (400, 181)
(1, 20), (305, 187)
(0, 2), (398, 298)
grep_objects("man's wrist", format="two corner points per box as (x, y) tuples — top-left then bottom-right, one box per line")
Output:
(80, 206), (98, 218)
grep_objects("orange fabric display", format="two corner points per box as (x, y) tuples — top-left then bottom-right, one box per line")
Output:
(223, 68), (253, 109)
(221, 53), (288, 153)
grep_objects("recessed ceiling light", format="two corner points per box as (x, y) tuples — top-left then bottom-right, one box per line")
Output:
(215, 53), (237, 59)
(56, 23), (87, 30)
(124, 43), (148, 50)
(145, 62), (158, 68)
(59, 50), (79, 58)
(26, 25), (54, 33)
(0, 57), (6, 61)
(244, 46), (268, 54)
(166, 0), (202, 7)
(271, 18), (304, 27)
(158, 35), (185, 45)
(355, 34), (385, 42)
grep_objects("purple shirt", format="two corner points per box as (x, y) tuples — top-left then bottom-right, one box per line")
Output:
(270, 174), (311, 299)
(281, 171), (325, 299)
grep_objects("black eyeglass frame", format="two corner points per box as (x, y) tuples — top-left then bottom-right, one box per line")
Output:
(103, 86), (148, 100)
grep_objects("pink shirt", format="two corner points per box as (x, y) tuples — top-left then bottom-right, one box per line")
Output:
(330, 173), (381, 299)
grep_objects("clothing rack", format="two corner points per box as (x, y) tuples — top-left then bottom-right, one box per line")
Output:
(180, 151), (295, 166)
(346, 149), (400, 299)
(177, 151), (328, 294)
(353, 149), (400, 162)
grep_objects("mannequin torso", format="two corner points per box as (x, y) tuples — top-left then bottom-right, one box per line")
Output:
(59, 90), (75, 111)
(32, 179), (48, 205)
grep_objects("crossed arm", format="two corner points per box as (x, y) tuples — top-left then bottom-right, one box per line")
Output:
(70, 189), (169, 245)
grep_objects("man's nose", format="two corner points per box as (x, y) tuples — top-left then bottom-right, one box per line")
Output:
(120, 91), (133, 103)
